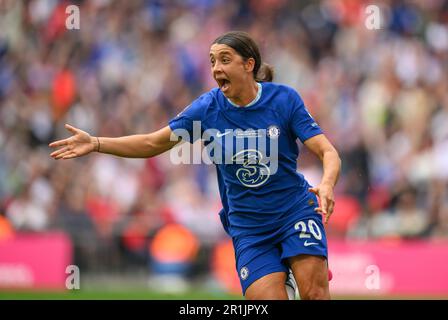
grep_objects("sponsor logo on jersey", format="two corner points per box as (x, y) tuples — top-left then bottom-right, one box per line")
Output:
(234, 128), (262, 138)
(232, 149), (271, 188)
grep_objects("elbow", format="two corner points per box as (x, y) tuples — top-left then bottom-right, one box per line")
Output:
(144, 134), (158, 158)
(337, 153), (342, 172)
(144, 133), (172, 158)
(333, 148), (342, 171)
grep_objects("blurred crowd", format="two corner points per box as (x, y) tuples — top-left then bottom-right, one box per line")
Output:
(1, 0), (448, 283)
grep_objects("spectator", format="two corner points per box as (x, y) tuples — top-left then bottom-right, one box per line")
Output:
(0, 0), (447, 280)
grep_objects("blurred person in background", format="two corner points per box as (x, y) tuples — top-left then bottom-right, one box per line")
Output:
(49, 31), (341, 300)
(1, 0), (447, 297)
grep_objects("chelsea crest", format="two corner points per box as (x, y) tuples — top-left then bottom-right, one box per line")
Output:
(267, 125), (280, 139)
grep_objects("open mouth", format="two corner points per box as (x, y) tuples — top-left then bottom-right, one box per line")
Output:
(217, 79), (230, 92)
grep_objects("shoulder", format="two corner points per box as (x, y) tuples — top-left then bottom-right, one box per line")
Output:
(192, 89), (219, 109)
(262, 82), (303, 104)
(198, 88), (220, 104)
(262, 83), (304, 118)
(262, 82), (297, 93)
(177, 88), (219, 119)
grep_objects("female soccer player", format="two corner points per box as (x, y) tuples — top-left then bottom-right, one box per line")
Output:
(49, 31), (341, 300)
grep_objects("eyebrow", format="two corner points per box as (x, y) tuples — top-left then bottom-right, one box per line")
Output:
(209, 50), (233, 57)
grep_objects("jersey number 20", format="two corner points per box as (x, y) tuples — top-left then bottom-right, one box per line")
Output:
(294, 219), (322, 240)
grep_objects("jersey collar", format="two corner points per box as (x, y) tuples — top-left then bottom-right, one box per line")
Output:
(226, 82), (262, 108)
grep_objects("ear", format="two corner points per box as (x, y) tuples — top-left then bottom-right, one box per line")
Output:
(244, 57), (255, 73)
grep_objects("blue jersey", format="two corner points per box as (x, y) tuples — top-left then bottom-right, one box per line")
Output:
(169, 82), (323, 239)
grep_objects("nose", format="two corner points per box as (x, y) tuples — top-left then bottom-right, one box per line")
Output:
(212, 61), (223, 74)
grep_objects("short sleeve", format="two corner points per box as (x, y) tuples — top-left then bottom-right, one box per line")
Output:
(168, 92), (210, 143)
(289, 90), (323, 143)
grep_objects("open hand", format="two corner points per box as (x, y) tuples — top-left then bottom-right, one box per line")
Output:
(308, 184), (335, 225)
(49, 124), (96, 160)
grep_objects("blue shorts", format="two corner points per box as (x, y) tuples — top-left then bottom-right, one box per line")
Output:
(233, 213), (328, 295)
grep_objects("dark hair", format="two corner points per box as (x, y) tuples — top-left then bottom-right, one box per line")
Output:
(212, 31), (274, 82)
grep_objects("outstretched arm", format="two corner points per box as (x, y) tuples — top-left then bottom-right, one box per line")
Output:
(49, 124), (180, 160)
(303, 133), (341, 225)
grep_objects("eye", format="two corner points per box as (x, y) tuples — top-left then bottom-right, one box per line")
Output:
(222, 58), (230, 63)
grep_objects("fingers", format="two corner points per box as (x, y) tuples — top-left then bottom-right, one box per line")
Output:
(323, 199), (335, 224)
(327, 199), (335, 215)
(49, 125), (85, 160)
(310, 186), (325, 216)
(321, 197), (330, 224)
(314, 207), (330, 224)
(53, 149), (73, 160)
(309, 185), (336, 225)
(325, 199), (335, 225)
(320, 197), (328, 214)
(312, 196), (335, 225)
(50, 146), (69, 158)
(49, 138), (70, 148)
(56, 150), (78, 160)
(62, 152), (78, 160)
(324, 212), (332, 225)
(48, 124), (78, 148)
(65, 124), (79, 135)
(50, 145), (77, 160)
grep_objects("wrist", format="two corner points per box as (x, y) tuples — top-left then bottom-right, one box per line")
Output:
(91, 136), (100, 152)
(320, 181), (335, 189)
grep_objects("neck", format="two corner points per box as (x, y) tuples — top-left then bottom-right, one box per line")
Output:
(229, 81), (259, 106)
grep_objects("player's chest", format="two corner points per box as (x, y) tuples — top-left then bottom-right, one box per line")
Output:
(202, 111), (291, 164)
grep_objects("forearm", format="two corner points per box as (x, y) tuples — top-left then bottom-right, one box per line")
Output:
(320, 149), (341, 188)
(304, 134), (341, 220)
(92, 134), (165, 158)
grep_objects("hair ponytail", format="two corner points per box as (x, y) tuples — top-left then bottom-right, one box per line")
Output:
(255, 62), (274, 82)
